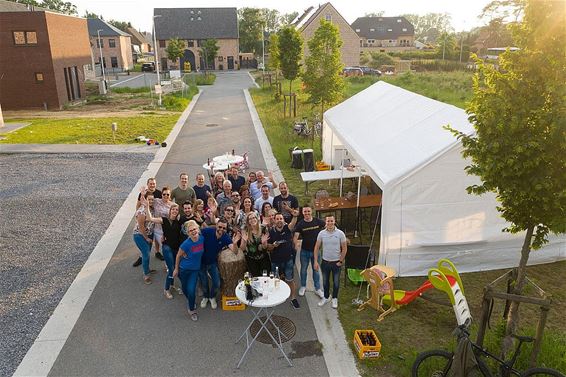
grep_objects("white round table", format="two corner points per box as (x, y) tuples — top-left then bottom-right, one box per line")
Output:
(235, 277), (292, 368)
(202, 161), (229, 172)
(213, 154), (244, 166)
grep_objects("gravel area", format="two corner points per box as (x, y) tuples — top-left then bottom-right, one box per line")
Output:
(0, 153), (153, 377)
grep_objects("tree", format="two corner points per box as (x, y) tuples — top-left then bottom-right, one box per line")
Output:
(280, 11), (299, 26)
(360, 51), (394, 69)
(165, 38), (186, 69)
(302, 19), (345, 142)
(403, 13), (453, 42)
(200, 39), (219, 72)
(261, 8), (280, 33)
(268, 33), (280, 79)
(277, 26), (302, 95)
(108, 20), (131, 32)
(437, 32), (456, 60)
(238, 7), (264, 54)
(84, 10), (103, 19)
(7, 0), (77, 15)
(447, 0), (566, 356)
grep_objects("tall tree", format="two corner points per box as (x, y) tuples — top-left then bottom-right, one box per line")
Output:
(277, 26), (302, 95)
(437, 31), (457, 60)
(302, 19), (345, 141)
(165, 38), (186, 69)
(261, 8), (280, 33)
(238, 7), (264, 54)
(447, 0), (566, 356)
(84, 10), (103, 19)
(108, 20), (131, 32)
(200, 39), (219, 72)
(268, 33), (281, 79)
(280, 11), (299, 26)
(8, 0), (77, 15)
(403, 13), (453, 42)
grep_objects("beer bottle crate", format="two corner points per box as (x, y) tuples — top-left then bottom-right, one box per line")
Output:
(221, 295), (246, 311)
(353, 329), (381, 359)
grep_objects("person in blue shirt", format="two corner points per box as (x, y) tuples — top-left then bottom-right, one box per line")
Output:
(174, 220), (205, 321)
(199, 218), (235, 310)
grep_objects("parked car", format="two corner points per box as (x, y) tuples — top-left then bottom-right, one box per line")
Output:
(342, 67), (363, 77)
(141, 62), (155, 72)
(358, 66), (382, 76)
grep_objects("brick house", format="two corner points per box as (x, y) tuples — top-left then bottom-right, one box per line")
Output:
(293, 3), (360, 67)
(352, 16), (416, 53)
(154, 7), (239, 71)
(0, 1), (91, 110)
(87, 18), (133, 73)
(126, 26), (151, 62)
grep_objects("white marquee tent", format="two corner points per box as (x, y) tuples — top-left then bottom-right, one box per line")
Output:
(322, 81), (565, 276)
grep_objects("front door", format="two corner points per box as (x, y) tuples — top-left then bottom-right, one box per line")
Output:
(227, 56), (234, 70)
(180, 49), (196, 72)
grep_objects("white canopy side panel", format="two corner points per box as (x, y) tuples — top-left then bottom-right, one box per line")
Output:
(381, 145), (566, 276)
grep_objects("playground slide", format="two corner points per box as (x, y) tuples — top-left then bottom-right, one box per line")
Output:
(384, 275), (457, 306)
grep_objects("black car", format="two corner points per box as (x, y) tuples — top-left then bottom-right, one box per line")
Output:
(358, 66), (382, 76)
(141, 62), (155, 72)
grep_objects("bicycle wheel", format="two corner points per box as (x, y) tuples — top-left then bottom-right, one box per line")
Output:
(521, 367), (566, 377)
(412, 350), (453, 377)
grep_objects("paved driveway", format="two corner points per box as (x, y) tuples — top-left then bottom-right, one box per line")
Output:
(48, 71), (329, 376)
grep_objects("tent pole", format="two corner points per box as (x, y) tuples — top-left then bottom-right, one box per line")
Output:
(354, 166), (362, 238)
(339, 148), (344, 197)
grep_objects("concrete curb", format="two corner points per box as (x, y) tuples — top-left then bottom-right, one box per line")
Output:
(247, 71), (260, 88)
(13, 91), (202, 377)
(243, 88), (360, 377)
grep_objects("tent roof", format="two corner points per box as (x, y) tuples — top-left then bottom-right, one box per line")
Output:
(324, 81), (474, 187)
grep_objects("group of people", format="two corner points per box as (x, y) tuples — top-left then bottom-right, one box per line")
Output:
(132, 167), (348, 321)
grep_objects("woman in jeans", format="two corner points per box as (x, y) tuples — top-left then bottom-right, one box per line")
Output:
(143, 200), (182, 299)
(132, 193), (155, 284)
(152, 186), (174, 263)
(173, 220), (205, 321)
(239, 212), (270, 277)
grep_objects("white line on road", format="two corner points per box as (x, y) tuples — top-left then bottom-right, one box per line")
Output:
(13, 92), (202, 377)
(109, 74), (147, 88)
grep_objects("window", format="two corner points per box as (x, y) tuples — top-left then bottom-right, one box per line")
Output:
(370, 28), (375, 32)
(109, 39), (116, 48)
(96, 38), (104, 48)
(218, 56), (223, 61)
(402, 28), (407, 32)
(188, 40), (194, 47)
(111, 57), (118, 68)
(355, 28), (360, 33)
(368, 39), (375, 44)
(159, 39), (166, 48)
(13, 31), (37, 45)
(387, 28), (393, 32)
(397, 19), (402, 22)
(325, 14), (332, 21)
(35, 72), (44, 82)
(197, 16), (201, 20)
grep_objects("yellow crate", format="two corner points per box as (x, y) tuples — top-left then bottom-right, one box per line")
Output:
(222, 295), (246, 311)
(353, 330), (381, 359)
(315, 161), (331, 171)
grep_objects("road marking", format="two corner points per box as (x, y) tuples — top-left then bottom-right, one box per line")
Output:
(13, 92), (202, 377)
(244, 88), (360, 377)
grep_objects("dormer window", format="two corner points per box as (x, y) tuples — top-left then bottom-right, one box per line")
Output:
(397, 19), (402, 22)
(355, 28), (360, 32)
(197, 10), (201, 14)
(370, 28), (375, 32)
(197, 16), (201, 20)
(388, 28), (392, 32)
(190, 10), (194, 14)
(402, 28), (407, 32)
(190, 17), (194, 21)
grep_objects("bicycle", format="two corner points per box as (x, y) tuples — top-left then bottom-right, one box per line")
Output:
(292, 117), (322, 138)
(412, 324), (564, 377)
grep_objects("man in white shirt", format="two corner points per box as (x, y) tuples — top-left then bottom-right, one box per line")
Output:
(254, 184), (274, 212)
(314, 215), (347, 309)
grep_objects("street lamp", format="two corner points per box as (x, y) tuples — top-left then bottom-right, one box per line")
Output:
(97, 29), (107, 94)
(261, 22), (266, 73)
(152, 14), (162, 106)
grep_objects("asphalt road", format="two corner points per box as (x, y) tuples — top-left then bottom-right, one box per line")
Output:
(108, 72), (158, 89)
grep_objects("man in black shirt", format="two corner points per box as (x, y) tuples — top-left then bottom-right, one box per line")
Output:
(227, 165), (246, 193)
(272, 182), (299, 223)
(264, 211), (300, 308)
(293, 205), (325, 298)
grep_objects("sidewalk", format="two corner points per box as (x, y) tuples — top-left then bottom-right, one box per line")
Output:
(16, 71), (338, 376)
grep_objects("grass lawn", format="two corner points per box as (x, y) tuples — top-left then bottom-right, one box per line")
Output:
(0, 115), (180, 144)
(250, 71), (566, 375)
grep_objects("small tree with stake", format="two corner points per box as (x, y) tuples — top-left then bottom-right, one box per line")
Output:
(446, 0), (565, 359)
(277, 26), (302, 116)
(165, 38), (186, 70)
(200, 39), (219, 74)
(302, 19), (345, 147)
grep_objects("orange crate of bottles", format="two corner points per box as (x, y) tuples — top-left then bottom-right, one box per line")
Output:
(353, 330), (381, 359)
(222, 295), (246, 311)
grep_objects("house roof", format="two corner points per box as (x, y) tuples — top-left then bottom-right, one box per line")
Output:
(87, 18), (131, 37)
(293, 2), (348, 32)
(352, 16), (414, 40)
(324, 81), (473, 187)
(126, 26), (150, 45)
(153, 7), (238, 40)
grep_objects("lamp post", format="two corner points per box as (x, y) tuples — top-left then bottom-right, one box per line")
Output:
(97, 29), (107, 94)
(459, 22), (466, 63)
(261, 22), (266, 73)
(153, 14), (162, 106)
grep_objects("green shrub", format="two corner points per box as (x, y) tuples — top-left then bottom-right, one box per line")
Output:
(411, 59), (470, 72)
(183, 73), (216, 86)
(161, 85), (199, 111)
